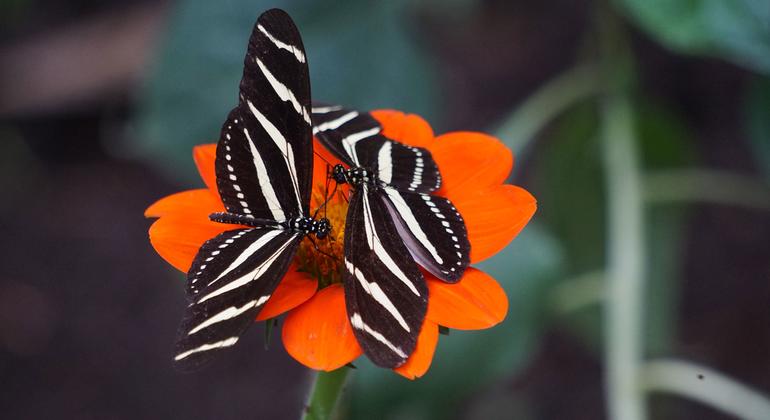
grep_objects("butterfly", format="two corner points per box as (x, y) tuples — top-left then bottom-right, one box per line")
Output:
(311, 105), (471, 367)
(173, 9), (329, 371)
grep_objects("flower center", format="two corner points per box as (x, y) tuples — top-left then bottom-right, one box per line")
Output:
(294, 186), (348, 288)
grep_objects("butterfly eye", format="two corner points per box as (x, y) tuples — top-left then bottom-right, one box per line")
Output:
(314, 218), (331, 239)
(332, 164), (347, 184)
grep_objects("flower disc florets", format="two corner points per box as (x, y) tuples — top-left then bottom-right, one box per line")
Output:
(295, 188), (348, 288)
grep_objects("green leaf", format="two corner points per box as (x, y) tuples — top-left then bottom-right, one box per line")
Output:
(615, 0), (770, 74)
(746, 76), (770, 181)
(134, 0), (439, 183)
(635, 98), (696, 354)
(347, 223), (565, 420)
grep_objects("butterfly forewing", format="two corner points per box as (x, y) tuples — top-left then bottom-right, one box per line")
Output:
(176, 227), (302, 371)
(216, 109), (287, 221)
(343, 185), (428, 368)
(381, 188), (470, 282)
(236, 9), (313, 219)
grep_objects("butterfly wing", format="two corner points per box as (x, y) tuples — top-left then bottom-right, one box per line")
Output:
(175, 227), (302, 371)
(381, 188), (470, 282)
(342, 185), (428, 368)
(174, 9), (313, 370)
(312, 105), (441, 193)
(224, 8), (313, 220)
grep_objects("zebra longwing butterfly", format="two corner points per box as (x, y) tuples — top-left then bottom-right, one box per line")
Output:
(173, 9), (328, 371)
(312, 105), (471, 367)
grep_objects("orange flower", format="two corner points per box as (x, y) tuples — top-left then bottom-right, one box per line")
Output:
(145, 110), (536, 379)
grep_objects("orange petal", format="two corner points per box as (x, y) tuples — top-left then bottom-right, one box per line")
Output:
(370, 110), (435, 148)
(429, 132), (513, 197)
(257, 267), (318, 321)
(426, 268), (508, 330)
(148, 214), (230, 273)
(144, 189), (223, 218)
(394, 320), (439, 379)
(193, 144), (219, 197)
(282, 284), (362, 371)
(449, 184), (536, 263)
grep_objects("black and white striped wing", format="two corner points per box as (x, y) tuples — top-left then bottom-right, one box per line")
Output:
(222, 9), (313, 221)
(176, 227), (302, 371)
(343, 185), (428, 368)
(217, 109), (291, 222)
(381, 188), (470, 282)
(312, 105), (441, 193)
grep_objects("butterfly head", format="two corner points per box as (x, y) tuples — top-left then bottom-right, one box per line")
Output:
(314, 217), (331, 239)
(332, 164), (348, 184)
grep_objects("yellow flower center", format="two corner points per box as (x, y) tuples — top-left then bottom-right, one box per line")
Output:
(294, 186), (348, 288)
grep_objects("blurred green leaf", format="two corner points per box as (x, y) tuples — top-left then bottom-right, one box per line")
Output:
(347, 223), (564, 420)
(136, 0), (439, 182)
(615, 0), (770, 74)
(536, 97), (696, 355)
(746, 76), (770, 181)
(635, 98), (696, 355)
(531, 103), (604, 351)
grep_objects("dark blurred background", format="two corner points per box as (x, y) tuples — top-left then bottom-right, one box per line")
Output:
(1, 0), (769, 419)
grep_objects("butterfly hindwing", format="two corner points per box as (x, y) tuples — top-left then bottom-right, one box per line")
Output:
(381, 188), (470, 282)
(342, 185), (428, 368)
(364, 136), (441, 194)
(176, 227), (302, 371)
(235, 9), (313, 219)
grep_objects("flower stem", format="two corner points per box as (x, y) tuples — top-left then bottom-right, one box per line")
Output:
(640, 359), (770, 420)
(302, 368), (351, 420)
(601, 82), (646, 420)
(644, 169), (770, 210)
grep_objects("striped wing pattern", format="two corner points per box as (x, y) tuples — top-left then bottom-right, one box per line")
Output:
(176, 228), (302, 370)
(312, 105), (441, 193)
(174, 9), (313, 370)
(343, 185), (428, 368)
(381, 187), (469, 282)
(233, 9), (313, 219)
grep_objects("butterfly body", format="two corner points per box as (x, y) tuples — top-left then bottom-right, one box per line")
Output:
(332, 163), (378, 187)
(209, 211), (331, 239)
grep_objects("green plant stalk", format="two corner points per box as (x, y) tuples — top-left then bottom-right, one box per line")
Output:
(302, 368), (350, 420)
(641, 359), (770, 420)
(549, 269), (605, 314)
(601, 92), (646, 420)
(644, 169), (770, 210)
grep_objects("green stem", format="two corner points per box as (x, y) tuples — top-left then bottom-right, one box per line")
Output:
(640, 359), (770, 420)
(494, 63), (602, 156)
(601, 90), (646, 420)
(644, 169), (770, 210)
(302, 368), (351, 420)
(549, 270), (605, 314)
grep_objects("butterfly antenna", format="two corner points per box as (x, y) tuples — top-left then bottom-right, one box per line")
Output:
(313, 149), (332, 166)
(307, 235), (339, 261)
(313, 173), (339, 219)
(323, 165), (331, 219)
